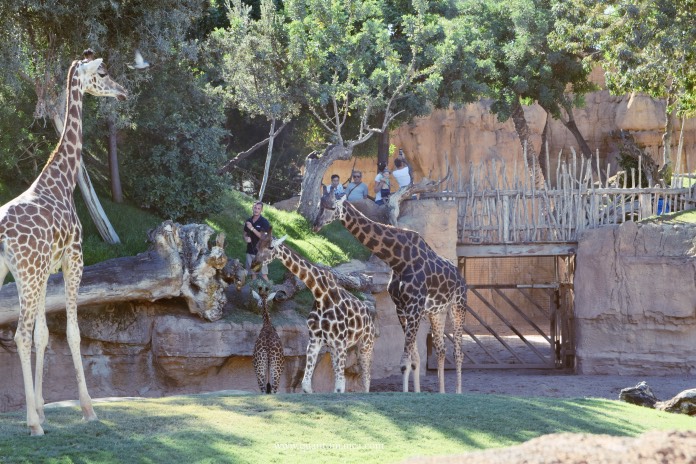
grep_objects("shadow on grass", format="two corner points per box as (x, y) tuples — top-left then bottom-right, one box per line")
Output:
(0, 391), (690, 463)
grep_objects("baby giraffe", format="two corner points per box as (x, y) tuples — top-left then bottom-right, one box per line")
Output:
(252, 228), (375, 393)
(251, 284), (284, 394)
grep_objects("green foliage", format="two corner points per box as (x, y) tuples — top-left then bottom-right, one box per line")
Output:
(0, 393), (694, 463)
(121, 63), (229, 221)
(446, 0), (594, 122)
(207, 189), (370, 282)
(0, 82), (55, 186)
(285, 0), (448, 144)
(568, 0), (696, 117)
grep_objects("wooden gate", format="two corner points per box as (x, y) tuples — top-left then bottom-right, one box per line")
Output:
(427, 255), (575, 370)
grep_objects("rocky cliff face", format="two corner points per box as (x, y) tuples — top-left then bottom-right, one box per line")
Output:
(326, 68), (696, 188)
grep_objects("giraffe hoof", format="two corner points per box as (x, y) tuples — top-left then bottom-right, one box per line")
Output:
(30, 425), (45, 436)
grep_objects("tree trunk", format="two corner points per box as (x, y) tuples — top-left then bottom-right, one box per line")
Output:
(49, 95), (121, 244)
(107, 116), (123, 203)
(297, 144), (352, 220)
(662, 95), (675, 166)
(0, 221), (238, 326)
(510, 98), (546, 189)
(258, 118), (276, 202)
(377, 115), (390, 168)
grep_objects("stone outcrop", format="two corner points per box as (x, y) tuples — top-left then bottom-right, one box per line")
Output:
(575, 221), (696, 375)
(0, 258), (403, 413)
(619, 381), (658, 408)
(656, 389), (696, 415)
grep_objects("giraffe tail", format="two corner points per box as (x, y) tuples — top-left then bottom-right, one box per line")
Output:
(266, 382), (271, 394)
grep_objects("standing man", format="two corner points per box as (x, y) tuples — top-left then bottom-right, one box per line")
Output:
(243, 201), (271, 281)
(345, 171), (369, 201)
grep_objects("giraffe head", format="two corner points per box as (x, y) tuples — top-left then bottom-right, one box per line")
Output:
(251, 228), (288, 272)
(76, 57), (127, 101)
(251, 289), (277, 307)
(312, 193), (347, 232)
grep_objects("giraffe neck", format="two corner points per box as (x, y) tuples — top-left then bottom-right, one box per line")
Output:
(275, 244), (330, 299)
(261, 306), (272, 326)
(342, 202), (406, 272)
(37, 62), (84, 194)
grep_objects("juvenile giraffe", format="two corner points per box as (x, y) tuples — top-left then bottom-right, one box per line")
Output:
(0, 53), (127, 435)
(313, 194), (467, 394)
(251, 229), (375, 393)
(251, 284), (284, 394)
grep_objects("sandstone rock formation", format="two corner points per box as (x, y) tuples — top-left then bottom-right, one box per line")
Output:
(324, 67), (696, 190)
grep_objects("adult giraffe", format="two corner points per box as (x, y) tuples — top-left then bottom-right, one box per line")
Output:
(313, 194), (467, 393)
(0, 52), (127, 435)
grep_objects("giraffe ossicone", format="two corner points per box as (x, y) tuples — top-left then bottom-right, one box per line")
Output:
(0, 52), (127, 435)
(313, 192), (468, 394)
(252, 228), (375, 393)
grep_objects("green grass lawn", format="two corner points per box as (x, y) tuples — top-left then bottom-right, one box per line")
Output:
(0, 392), (693, 463)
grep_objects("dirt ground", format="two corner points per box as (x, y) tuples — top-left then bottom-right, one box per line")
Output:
(370, 368), (696, 401)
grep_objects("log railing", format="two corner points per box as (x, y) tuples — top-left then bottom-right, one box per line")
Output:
(420, 149), (696, 245)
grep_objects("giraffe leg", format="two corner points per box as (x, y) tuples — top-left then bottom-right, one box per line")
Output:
(301, 337), (322, 393)
(450, 305), (466, 394)
(33, 305), (49, 424)
(330, 345), (347, 393)
(253, 351), (268, 393)
(15, 279), (44, 436)
(270, 353), (284, 394)
(63, 248), (97, 422)
(428, 311), (448, 394)
(358, 336), (374, 392)
(401, 315), (421, 393)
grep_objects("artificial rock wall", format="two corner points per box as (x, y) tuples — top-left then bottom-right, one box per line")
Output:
(325, 67), (696, 189)
(574, 221), (696, 375)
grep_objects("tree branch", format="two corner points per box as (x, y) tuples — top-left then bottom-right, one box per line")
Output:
(217, 121), (288, 175)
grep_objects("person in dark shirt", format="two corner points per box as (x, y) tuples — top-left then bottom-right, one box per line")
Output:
(243, 201), (271, 281)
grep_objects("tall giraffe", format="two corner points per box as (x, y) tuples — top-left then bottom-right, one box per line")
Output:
(251, 284), (284, 394)
(313, 194), (467, 394)
(0, 53), (127, 435)
(252, 230), (375, 393)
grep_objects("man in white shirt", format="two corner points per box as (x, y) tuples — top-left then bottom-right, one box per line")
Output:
(392, 154), (411, 189)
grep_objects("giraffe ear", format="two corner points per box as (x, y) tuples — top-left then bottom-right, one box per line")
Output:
(251, 290), (260, 301)
(267, 292), (277, 301)
(271, 235), (288, 248)
(82, 58), (103, 74)
(336, 195), (347, 207)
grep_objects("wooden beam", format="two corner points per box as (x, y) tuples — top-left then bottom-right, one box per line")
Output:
(457, 242), (577, 257)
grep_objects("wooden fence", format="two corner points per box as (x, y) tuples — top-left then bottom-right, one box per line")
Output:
(420, 150), (696, 245)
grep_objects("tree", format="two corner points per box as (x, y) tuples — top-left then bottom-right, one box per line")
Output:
(120, 62), (229, 222)
(210, 0), (299, 202)
(0, 0), (207, 240)
(446, 0), (596, 186)
(286, 0), (447, 220)
(565, 0), (696, 177)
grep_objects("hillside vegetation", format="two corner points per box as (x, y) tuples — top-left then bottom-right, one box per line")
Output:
(0, 181), (370, 283)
